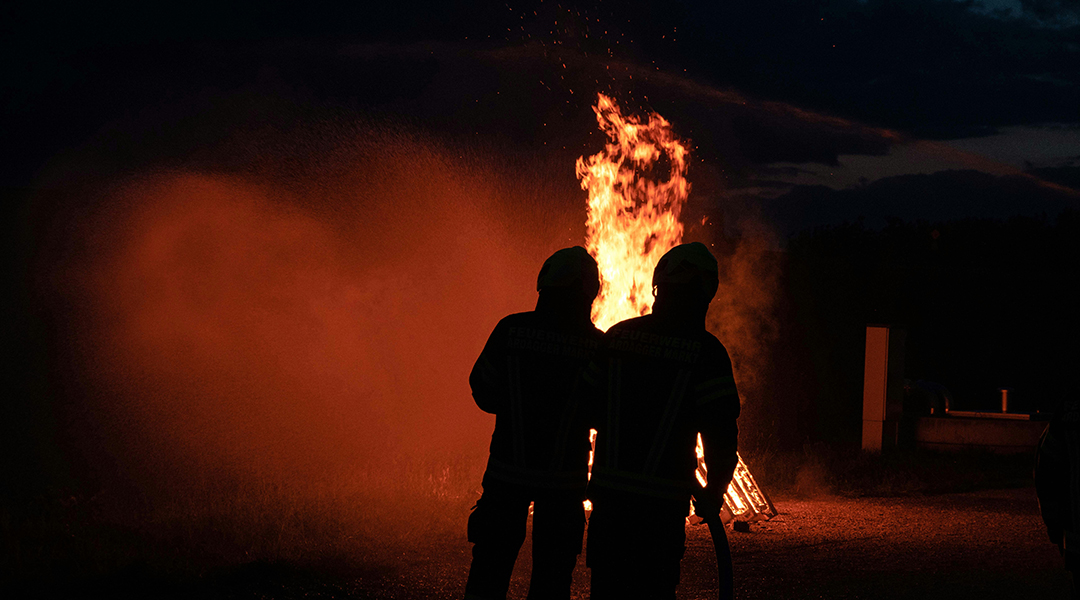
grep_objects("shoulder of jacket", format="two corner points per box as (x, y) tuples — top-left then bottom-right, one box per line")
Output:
(701, 334), (734, 365)
(496, 311), (536, 328)
(701, 331), (725, 351)
(605, 315), (649, 334)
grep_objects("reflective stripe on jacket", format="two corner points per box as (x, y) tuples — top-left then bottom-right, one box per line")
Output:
(583, 315), (740, 504)
(471, 311), (602, 489)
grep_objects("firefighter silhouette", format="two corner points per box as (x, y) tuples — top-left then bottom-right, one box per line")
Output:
(464, 246), (602, 600)
(1035, 399), (1080, 599)
(582, 242), (740, 600)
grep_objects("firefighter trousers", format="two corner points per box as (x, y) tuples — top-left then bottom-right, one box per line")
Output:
(464, 480), (586, 600)
(586, 493), (688, 600)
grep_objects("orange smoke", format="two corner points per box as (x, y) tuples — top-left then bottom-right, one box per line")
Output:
(47, 129), (578, 521)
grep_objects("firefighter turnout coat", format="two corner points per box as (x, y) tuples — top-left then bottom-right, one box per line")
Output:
(583, 314), (740, 506)
(470, 310), (603, 491)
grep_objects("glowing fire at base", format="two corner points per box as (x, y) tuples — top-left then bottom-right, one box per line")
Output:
(694, 434), (777, 523)
(577, 93), (776, 524)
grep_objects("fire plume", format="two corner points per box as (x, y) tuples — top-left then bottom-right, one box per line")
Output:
(576, 93), (690, 331)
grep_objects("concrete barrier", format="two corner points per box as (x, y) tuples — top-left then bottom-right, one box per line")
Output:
(914, 414), (1048, 454)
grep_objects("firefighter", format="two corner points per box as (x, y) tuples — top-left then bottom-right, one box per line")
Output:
(582, 242), (740, 600)
(464, 246), (603, 600)
(1035, 399), (1080, 599)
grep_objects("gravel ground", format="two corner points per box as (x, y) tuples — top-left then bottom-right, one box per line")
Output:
(685, 487), (1067, 599)
(354, 486), (1069, 599)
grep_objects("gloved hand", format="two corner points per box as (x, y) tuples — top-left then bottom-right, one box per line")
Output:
(692, 484), (725, 524)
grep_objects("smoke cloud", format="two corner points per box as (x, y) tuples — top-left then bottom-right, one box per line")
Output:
(705, 217), (784, 453)
(36, 123), (589, 555)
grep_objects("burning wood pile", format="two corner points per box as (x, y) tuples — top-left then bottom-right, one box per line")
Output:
(578, 93), (777, 525)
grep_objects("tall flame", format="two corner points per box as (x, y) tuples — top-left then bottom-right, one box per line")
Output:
(577, 94), (775, 524)
(576, 93), (690, 331)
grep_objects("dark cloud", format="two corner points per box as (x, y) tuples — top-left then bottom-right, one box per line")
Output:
(15, 37), (901, 195)
(762, 167), (1080, 236)
(6, 0), (1079, 188)
(1018, 0), (1080, 23)
(1029, 164), (1080, 187)
(645, 0), (1080, 138)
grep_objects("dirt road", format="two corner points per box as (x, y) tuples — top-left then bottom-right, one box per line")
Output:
(356, 486), (1068, 599)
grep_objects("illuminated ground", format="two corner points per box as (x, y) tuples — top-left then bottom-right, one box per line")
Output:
(352, 486), (1066, 599)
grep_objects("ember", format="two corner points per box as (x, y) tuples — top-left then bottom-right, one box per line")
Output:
(577, 93), (776, 524)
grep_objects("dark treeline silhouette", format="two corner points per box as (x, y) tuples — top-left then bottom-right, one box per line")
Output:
(773, 209), (1080, 447)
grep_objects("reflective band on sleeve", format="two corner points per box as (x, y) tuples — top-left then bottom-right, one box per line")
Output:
(696, 386), (738, 405)
(694, 375), (737, 406)
(694, 375), (735, 393)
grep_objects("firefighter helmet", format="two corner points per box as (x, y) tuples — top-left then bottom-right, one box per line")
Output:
(536, 246), (601, 298)
(652, 242), (719, 301)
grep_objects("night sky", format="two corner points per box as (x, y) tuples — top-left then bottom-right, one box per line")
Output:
(5, 1), (1079, 195)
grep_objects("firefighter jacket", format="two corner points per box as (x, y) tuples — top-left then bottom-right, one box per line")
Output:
(582, 314), (740, 505)
(470, 310), (603, 490)
(1035, 399), (1080, 558)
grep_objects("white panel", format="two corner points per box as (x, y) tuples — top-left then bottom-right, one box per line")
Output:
(862, 326), (889, 451)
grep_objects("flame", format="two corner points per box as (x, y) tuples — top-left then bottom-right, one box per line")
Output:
(584, 427), (598, 512)
(577, 93), (690, 331)
(576, 94), (775, 524)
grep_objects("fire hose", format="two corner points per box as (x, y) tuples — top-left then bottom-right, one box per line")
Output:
(692, 489), (734, 600)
